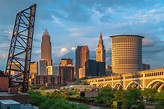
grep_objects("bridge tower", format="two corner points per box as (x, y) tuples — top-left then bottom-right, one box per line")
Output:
(5, 4), (36, 93)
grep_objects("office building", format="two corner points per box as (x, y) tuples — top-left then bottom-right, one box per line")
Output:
(53, 66), (59, 75)
(85, 59), (106, 77)
(6, 62), (21, 76)
(110, 35), (144, 74)
(46, 66), (58, 75)
(41, 29), (52, 66)
(85, 60), (97, 77)
(105, 65), (112, 76)
(39, 59), (47, 75)
(30, 61), (38, 75)
(79, 67), (86, 78)
(60, 58), (72, 66)
(75, 45), (89, 78)
(29, 61), (38, 86)
(96, 32), (106, 62)
(33, 75), (60, 88)
(46, 66), (53, 75)
(59, 58), (74, 84)
(59, 66), (74, 84)
(142, 63), (150, 70)
(97, 62), (106, 76)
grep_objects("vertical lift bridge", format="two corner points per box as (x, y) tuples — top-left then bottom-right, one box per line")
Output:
(5, 4), (36, 93)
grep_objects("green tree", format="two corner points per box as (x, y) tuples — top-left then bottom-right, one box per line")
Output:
(122, 88), (144, 108)
(40, 98), (89, 109)
(27, 90), (48, 107)
(142, 88), (157, 104)
(95, 87), (114, 105)
(46, 90), (66, 98)
(155, 99), (164, 109)
(154, 90), (164, 109)
(113, 89), (126, 102)
(155, 90), (164, 99)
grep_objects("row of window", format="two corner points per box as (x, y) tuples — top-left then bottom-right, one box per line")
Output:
(145, 71), (164, 77)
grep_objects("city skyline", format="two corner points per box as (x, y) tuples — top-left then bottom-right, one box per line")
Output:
(0, 0), (164, 70)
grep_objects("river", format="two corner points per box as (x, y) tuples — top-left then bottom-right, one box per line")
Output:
(90, 105), (118, 109)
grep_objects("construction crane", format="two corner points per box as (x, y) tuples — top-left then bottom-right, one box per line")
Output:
(5, 4), (36, 93)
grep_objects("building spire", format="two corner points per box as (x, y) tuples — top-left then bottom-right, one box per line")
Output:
(100, 32), (102, 40)
(43, 29), (49, 35)
(97, 32), (104, 47)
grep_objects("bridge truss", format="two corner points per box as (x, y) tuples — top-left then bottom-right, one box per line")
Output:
(5, 4), (36, 93)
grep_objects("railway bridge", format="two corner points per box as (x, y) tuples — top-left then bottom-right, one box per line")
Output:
(87, 67), (164, 91)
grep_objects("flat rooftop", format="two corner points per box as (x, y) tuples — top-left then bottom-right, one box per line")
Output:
(110, 34), (144, 38)
(0, 92), (16, 96)
(0, 99), (20, 104)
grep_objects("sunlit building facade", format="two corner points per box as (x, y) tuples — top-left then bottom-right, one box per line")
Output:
(30, 61), (38, 75)
(75, 45), (89, 78)
(96, 32), (106, 62)
(41, 29), (52, 66)
(110, 35), (144, 74)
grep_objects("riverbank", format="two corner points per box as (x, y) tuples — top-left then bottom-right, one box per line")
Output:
(66, 97), (110, 107)
(66, 97), (155, 109)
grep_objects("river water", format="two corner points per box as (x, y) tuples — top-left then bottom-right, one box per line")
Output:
(90, 105), (117, 109)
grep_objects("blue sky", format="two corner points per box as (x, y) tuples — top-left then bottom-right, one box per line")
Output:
(0, 0), (164, 70)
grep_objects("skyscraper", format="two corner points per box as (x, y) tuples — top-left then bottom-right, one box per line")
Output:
(59, 58), (74, 84)
(96, 32), (106, 62)
(110, 35), (144, 74)
(75, 45), (89, 78)
(39, 59), (47, 75)
(41, 29), (52, 66)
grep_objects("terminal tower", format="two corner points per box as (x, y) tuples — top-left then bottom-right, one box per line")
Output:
(96, 32), (106, 62)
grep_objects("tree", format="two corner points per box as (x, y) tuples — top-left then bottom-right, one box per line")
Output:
(113, 89), (126, 102)
(40, 98), (89, 109)
(141, 88), (157, 104)
(27, 90), (48, 107)
(46, 90), (66, 99)
(154, 90), (164, 109)
(155, 90), (164, 99)
(155, 99), (164, 109)
(95, 87), (114, 105)
(122, 88), (144, 108)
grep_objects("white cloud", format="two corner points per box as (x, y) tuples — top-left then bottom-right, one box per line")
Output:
(51, 15), (64, 27)
(60, 48), (68, 56)
(4, 26), (13, 39)
(67, 26), (95, 37)
(71, 47), (76, 51)
(125, 7), (164, 23)
(90, 7), (103, 24)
